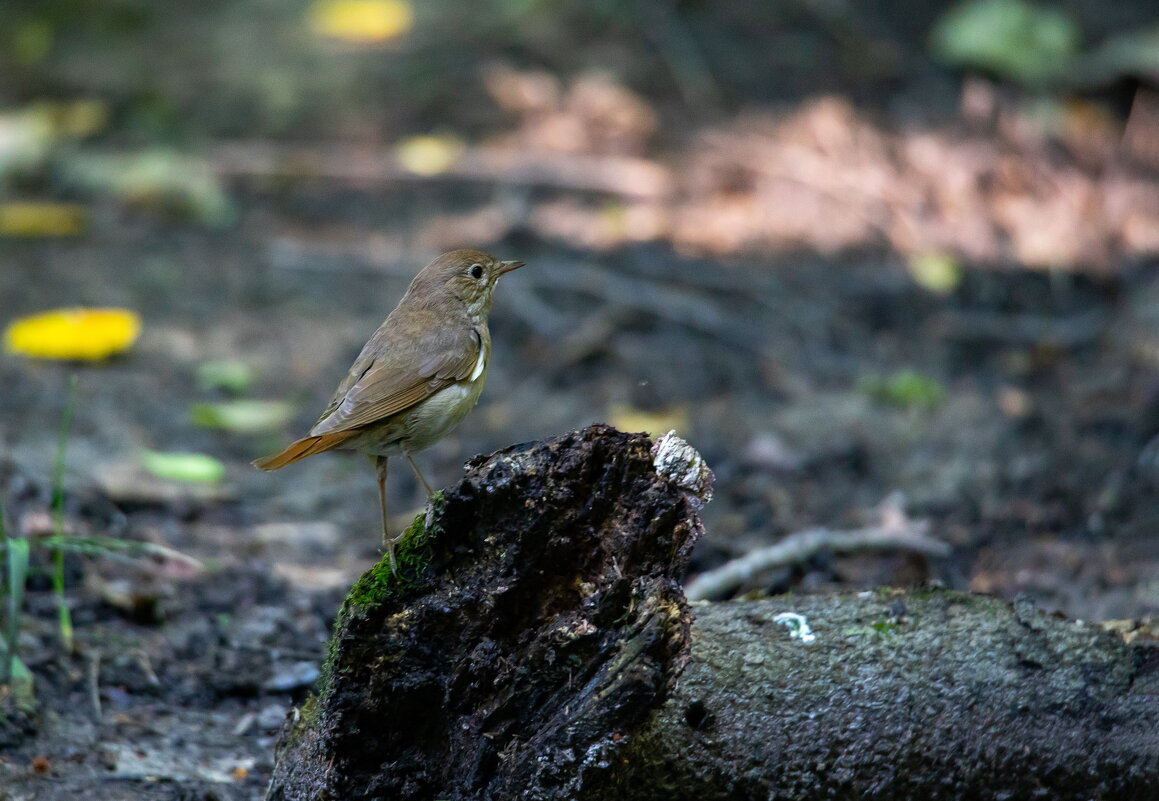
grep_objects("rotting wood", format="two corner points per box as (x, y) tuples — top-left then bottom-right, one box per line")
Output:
(267, 424), (1159, 801)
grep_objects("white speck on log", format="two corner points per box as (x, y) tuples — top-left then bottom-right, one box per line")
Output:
(651, 430), (714, 510)
(773, 612), (817, 644)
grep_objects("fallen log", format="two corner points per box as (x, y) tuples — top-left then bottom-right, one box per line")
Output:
(267, 425), (1159, 801)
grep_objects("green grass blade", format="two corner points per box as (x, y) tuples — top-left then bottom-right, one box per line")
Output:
(0, 499), (9, 684)
(4, 536), (29, 685)
(36, 534), (203, 570)
(51, 373), (78, 652)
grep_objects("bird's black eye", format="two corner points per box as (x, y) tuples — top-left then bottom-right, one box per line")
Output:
(469, 263), (484, 280)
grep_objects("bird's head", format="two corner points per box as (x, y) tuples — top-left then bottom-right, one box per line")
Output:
(407, 249), (524, 318)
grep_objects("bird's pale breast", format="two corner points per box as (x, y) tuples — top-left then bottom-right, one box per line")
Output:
(400, 371), (486, 451)
(343, 367), (486, 458)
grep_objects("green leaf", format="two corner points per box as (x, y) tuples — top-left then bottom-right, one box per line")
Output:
(2, 651), (36, 710)
(13, 21), (53, 66)
(142, 450), (227, 483)
(1070, 26), (1159, 87)
(7, 653), (32, 682)
(62, 149), (236, 227)
(3, 535), (29, 685)
(860, 370), (946, 409)
(6, 537), (29, 630)
(190, 400), (295, 433)
(196, 359), (256, 394)
(907, 251), (962, 295)
(930, 0), (1081, 86)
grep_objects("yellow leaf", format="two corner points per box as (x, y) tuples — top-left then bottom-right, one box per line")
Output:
(65, 150), (235, 227)
(396, 134), (465, 176)
(4, 308), (141, 361)
(0, 202), (86, 237)
(54, 99), (109, 139)
(906, 251), (962, 294)
(308, 0), (413, 43)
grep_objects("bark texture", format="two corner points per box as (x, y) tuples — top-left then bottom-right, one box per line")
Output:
(267, 425), (1159, 801)
(623, 593), (1159, 801)
(267, 425), (699, 800)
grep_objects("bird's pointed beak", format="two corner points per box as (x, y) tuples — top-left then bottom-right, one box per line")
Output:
(497, 259), (525, 276)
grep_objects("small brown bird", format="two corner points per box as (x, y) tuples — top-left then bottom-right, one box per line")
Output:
(254, 249), (524, 569)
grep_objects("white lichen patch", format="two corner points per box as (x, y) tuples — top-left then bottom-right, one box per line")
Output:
(773, 612), (817, 644)
(651, 430), (714, 509)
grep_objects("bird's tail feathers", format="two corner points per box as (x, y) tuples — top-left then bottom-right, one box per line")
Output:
(252, 431), (357, 470)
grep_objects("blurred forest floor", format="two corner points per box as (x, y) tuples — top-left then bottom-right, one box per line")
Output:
(1, 0), (1159, 797)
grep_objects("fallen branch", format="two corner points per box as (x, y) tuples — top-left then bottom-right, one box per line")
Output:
(685, 492), (949, 601)
(623, 592), (1159, 800)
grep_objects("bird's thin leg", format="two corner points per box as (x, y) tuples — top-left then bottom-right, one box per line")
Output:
(403, 451), (435, 496)
(375, 455), (398, 572)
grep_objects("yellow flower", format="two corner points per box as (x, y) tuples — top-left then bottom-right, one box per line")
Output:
(4, 307), (141, 361)
(308, 0), (413, 43)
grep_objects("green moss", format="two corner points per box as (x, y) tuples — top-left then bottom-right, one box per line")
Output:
(313, 626), (343, 704)
(845, 623), (895, 639)
(299, 692), (318, 721)
(902, 585), (968, 603)
(345, 556), (399, 610)
(873, 586), (899, 602)
(343, 491), (443, 610)
(270, 691), (321, 751)
(310, 493), (444, 703)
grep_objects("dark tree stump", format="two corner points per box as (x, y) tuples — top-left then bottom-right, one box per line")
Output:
(267, 425), (1159, 801)
(267, 425), (704, 801)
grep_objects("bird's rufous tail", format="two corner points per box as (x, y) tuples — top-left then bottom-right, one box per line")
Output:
(252, 431), (357, 470)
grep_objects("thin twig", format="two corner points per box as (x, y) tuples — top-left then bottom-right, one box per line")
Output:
(521, 261), (761, 351)
(212, 142), (674, 201)
(88, 649), (102, 719)
(232, 712), (256, 737)
(0, 499), (24, 686)
(934, 309), (1105, 349)
(685, 493), (950, 601)
(135, 648), (160, 687)
(32, 535), (203, 571)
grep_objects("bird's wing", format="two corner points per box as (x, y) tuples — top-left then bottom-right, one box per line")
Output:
(308, 319), (482, 436)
